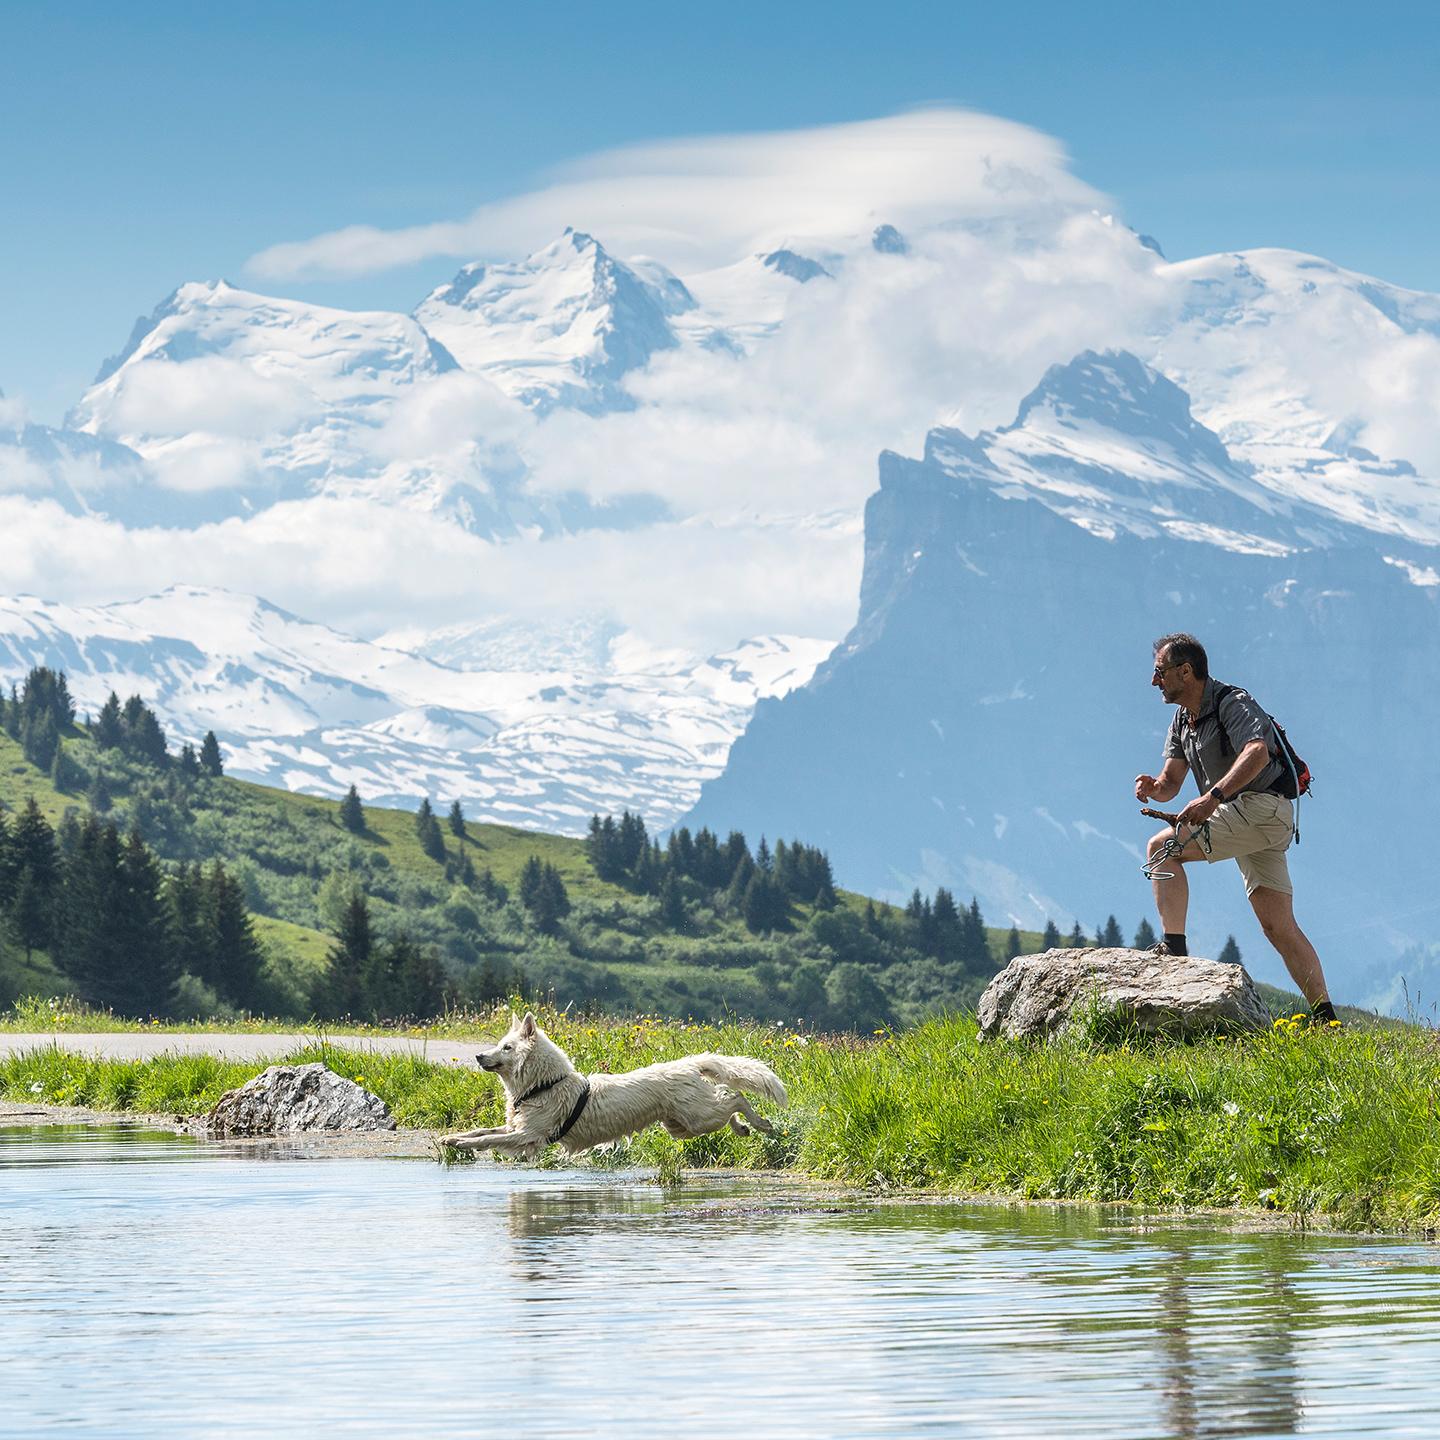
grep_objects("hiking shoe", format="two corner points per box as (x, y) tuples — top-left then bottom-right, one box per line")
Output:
(1147, 941), (1171, 958)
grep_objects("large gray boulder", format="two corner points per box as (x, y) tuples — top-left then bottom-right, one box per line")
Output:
(977, 947), (1271, 1041)
(207, 1062), (395, 1136)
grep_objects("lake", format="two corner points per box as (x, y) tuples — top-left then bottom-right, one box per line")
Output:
(3, 1122), (1439, 1437)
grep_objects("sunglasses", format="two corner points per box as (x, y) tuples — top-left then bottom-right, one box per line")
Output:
(1152, 661), (1187, 681)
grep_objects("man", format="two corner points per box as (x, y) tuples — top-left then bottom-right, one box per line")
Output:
(1133, 633), (1339, 1026)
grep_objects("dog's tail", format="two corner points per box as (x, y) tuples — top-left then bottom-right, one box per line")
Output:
(694, 1054), (788, 1107)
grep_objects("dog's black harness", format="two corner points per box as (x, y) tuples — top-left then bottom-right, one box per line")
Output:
(550, 1081), (591, 1145)
(508, 1072), (592, 1145)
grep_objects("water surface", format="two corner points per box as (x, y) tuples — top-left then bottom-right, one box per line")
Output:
(3, 1123), (1439, 1438)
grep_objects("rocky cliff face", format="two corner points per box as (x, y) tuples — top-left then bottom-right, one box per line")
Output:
(683, 352), (1439, 988)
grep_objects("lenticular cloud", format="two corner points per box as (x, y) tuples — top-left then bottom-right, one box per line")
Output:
(247, 108), (1106, 281)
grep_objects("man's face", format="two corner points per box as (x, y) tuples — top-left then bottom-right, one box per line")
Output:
(1151, 649), (1189, 702)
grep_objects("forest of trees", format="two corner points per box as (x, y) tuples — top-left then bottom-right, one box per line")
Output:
(0, 796), (261, 1016)
(585, 810), (837, 936)
(0, 664), (1240, 1031)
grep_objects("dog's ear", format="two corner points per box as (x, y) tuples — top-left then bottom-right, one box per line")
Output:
(519, 1011), (537, 1038)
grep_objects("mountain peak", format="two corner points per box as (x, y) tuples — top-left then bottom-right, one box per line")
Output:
(760, 249), (832, 283)
(416, 232), (689, 413)
(1005, 349), (1230, 467)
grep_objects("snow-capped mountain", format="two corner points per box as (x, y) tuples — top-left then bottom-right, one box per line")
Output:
(1156, 248), (1440, 544)
(69, 281), (461, 519)
(414, 229), (691, 413)
(0, 586), (832, 833)
(683, 348), (1439, 997)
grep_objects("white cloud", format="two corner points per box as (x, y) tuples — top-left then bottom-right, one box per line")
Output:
(247, 108), (1106, 281)
(0, 495), (860, 652)
(523, 213), (1169, 516)
(105, 357), (315, 440)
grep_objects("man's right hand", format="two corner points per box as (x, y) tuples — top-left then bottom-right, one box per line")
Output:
(1135, 773), (1159, 802)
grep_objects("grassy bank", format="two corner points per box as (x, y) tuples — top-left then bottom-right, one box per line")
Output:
(4, 1002), (1437, 1233)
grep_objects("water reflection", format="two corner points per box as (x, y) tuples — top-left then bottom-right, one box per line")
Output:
(3, 1128), (1440, 1439)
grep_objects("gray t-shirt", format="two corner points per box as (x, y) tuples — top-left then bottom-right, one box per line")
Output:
(1163, 679), (1286, 796)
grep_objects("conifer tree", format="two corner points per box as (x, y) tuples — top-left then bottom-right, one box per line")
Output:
(1042, 919), (1062, 949)
(94, 692), (124, 749)
(447, 800), (466, 839)
(339, 784), (365, 834)
(1067, 921), (1087, 947)
(203, 863), (263, 1010)
(1006, 925), (1023, 960)
(10, 865), (51, 962)
(415, 799), (445, 862)
(755, 836), (773, 874)
(52, 819), (122, 1002)
(199, 731), (224, 777)
(618, 811), (647, 873)
(1133, 918), (1157, 949)
(387, 932), (448, 1020)
(178, 743), (202, 781)
(164, 863), (212, 986)
(321, 890), (372, 1020)
(811, 852), (838, 911)
(1217, 935), (1243, 967)
(524, 863), (570, 936)
(742, 872), (786, 935)
(116, 829), (177, 1016)
(660, 871), (687, 931)
(1100, 915), (1125, 948)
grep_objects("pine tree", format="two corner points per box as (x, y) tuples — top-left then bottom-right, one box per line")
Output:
(387, 933), (448, 1021)
(339, 784), (365, 834)
(755, 836), (773, 874)
(1101, 915), (1124, 947)
(529, 864), (570, 936)
(742, 872), (786, 935)
(49, 737), (70, 792)
(660, 871), (687, 931)
(1067, 921), (1087, 947)
(1042, 919), (1062, 949)
(178, 743), (202, 780)
(618, 811), (648, 874)
(447, 800), (466, 840)
(93, 692), (124, 749)
(1217, 935), (1243, 967)
(203, 863), (263, 1010)
(164, 863), (212, 987)
(1005, 925), (1023, 960)
(415, 799), (445, 862)
(10, 865), (50, 961)
(199, 731), (224, 777)
(321, 890), (372, 1020)
(1133, 918), (1157, 949)
(812, 852), (838, 911)
(116, 830), (177, 1016)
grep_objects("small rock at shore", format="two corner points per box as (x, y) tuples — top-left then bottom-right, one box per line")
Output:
(977, 947), (1271, 1041)
(206, 1062), (395, 1136)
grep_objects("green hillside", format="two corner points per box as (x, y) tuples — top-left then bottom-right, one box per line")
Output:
(0, 709), (1034, 1027)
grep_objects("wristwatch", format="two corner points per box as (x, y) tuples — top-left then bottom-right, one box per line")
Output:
(1209, 785), (1227, 804)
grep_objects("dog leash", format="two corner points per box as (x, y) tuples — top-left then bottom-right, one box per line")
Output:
(1139, 805), (1212, 881)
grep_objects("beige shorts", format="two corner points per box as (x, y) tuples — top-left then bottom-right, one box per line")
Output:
(1201, 791), (1294, 896)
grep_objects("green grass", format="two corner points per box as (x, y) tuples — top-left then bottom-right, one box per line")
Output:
(4, 1002), (1434, 1232)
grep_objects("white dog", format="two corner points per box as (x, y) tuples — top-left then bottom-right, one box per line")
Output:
(441, 1011), (788, 1160)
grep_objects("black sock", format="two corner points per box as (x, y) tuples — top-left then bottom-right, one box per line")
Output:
(1311, 1000), (1338, 1025)
(1163, 932), (1188, 956)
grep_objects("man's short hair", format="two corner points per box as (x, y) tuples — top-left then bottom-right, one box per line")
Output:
(1154, 632), (1209, 681)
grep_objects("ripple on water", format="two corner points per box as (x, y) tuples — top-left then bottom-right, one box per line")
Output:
(3, 1125), (1440, 1438)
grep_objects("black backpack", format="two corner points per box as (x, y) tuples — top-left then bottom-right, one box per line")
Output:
(1211, 682), (1311, 838)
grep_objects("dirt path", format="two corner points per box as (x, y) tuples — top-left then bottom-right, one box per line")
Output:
(0, 1031), (482, 1065)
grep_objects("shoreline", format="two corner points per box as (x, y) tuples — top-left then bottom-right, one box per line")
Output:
(4, 1097), (1429, 1241)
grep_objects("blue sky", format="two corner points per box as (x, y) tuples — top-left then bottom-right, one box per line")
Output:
(4, 0), (1438, 423)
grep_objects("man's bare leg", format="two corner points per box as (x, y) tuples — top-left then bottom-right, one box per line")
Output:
(1147, 828), (1207, 938)
(1248, 886), (1330, 1008)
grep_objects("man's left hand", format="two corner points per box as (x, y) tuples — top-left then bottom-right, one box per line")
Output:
(1176, 793), (1221, 829)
